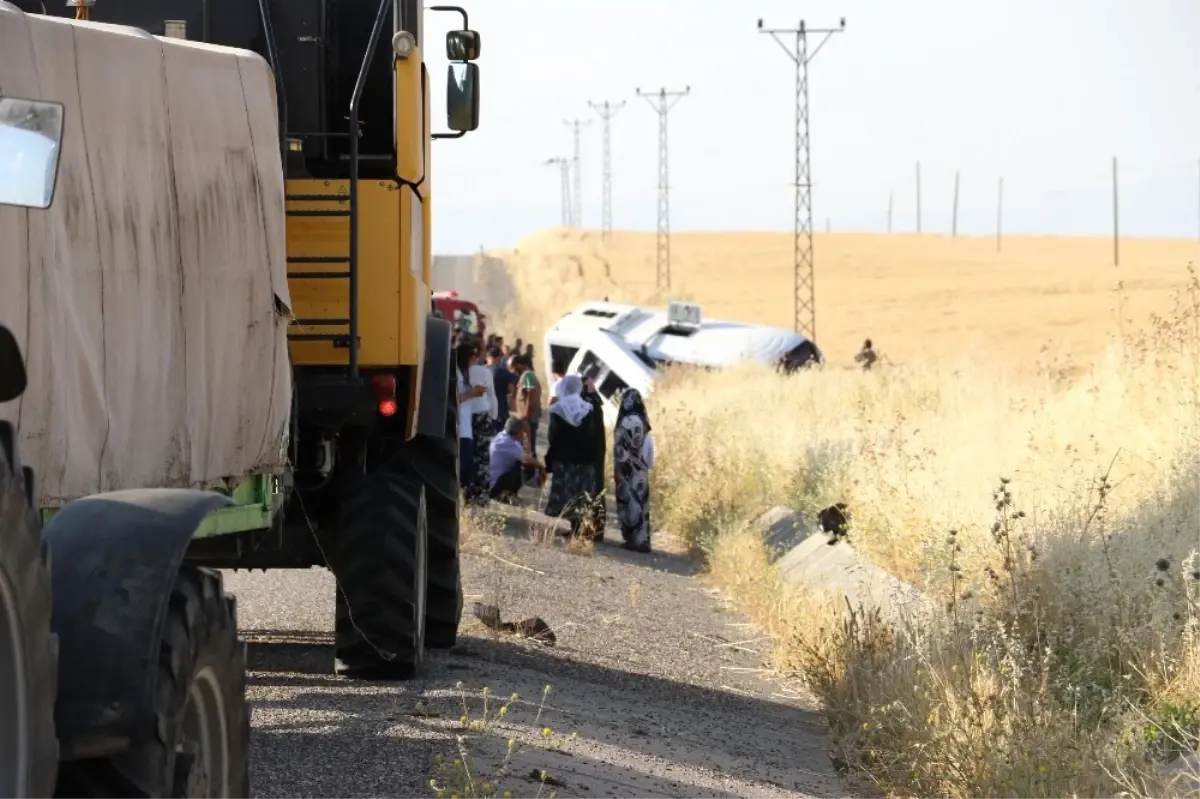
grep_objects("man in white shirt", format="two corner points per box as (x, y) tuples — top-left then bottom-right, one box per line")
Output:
(547, 359), (567, 407)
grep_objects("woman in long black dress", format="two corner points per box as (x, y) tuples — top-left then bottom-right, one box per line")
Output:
(581, 367), (607, 539)
(542, 375), (603, 539)
(613, 388), (655, 553)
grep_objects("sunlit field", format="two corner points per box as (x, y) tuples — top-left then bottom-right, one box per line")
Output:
(478, 228), (1194, 377)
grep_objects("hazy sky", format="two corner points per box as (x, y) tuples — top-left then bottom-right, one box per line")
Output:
(425, 0), (1200, 253)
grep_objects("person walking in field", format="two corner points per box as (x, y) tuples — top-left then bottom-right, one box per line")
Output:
(613, 388), (655, 553)
(543, 375), (603, 540)
(855, 338), (878, 371)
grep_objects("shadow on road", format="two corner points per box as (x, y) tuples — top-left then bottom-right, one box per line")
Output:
(244, 629), (333, 679)
(242, 629), (835, 796)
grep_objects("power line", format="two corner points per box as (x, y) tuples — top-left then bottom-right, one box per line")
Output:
(544, 157), (571, 228)
(563, 118), (591, 229)
(636, 86), (690, 294)
(588, 99), (626, 243)
(757, 17), (845, 343)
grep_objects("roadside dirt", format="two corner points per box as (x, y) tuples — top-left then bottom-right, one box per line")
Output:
(226, 494), (848, 797)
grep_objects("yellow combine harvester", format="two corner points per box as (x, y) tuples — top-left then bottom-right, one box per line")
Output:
(0, 1), (480, 790)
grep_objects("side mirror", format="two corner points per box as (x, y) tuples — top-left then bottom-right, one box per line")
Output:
(0, 96), (65, 210)
(446, 30), (480, 61)
(0, 326), (28, 403)
(446, 63), (480, 132)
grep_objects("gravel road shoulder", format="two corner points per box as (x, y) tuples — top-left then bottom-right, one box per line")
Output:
(224, 505), (848, 798)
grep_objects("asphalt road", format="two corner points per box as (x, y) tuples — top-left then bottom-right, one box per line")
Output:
(223, 502), (848, 798)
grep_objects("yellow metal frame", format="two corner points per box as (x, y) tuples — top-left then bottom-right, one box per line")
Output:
(284, 19), (435, 434)
(285, 181), (427, 369)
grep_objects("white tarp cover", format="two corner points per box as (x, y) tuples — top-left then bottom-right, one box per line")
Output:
(0, 4), (292, 506)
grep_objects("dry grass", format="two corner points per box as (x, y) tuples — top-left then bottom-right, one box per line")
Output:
(656, 277), (1200, 797)
(473, 228), (1200, 797)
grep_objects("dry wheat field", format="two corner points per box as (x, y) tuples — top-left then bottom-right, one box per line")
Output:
(485, 228), (1196, 374)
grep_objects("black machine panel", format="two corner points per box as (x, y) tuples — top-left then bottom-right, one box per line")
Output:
(41, 0), (417, 178)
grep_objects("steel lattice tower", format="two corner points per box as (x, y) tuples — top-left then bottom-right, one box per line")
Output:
(636, 86), (690, 294)
(757, 17), (845, 341)
(563, 119), (591, 229)
(588, 99), (626, 242)
(544, 157), (572, 228)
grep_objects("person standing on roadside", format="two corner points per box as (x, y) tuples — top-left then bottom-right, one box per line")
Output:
(504, 352), (522, 413)
(548, 359), (568, 407)
(512, 355), (543, 459)
(486, 345), (516, 421)
(466, 344), (498, 504)
(613, 388), (655, 553)
(581, 366), (608, 538)
(543, 375), (604, 541)
(508, 355), (542, 484)
(523, 343), (536, 370)
(455, 341), (488, 492)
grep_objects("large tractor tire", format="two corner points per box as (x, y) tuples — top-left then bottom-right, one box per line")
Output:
(0, 421), (58, 799)
(405, 377), (463, 650)
(332, 465), (428, 680)
(55, 566), (250, 798)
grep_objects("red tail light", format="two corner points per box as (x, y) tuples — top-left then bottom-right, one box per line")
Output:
(372, 374), (397, 416)
(371, 374), (397, 399)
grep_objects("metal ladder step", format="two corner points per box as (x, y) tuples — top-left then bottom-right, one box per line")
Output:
(286, 193), (350, 202)
(287, 209), (351, 218)
(288, 333), (354, 344)
(292, 318), (350, 327)
(287, 271), (350, 279)
(288, 255), (349, 265)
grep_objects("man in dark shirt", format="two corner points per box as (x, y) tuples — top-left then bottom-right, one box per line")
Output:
(486, 345), (516, 419)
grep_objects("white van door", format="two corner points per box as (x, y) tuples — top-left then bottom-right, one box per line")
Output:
(566, 330), (655, 428)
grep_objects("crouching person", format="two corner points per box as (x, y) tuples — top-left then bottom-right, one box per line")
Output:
(489, 418), (544, 503)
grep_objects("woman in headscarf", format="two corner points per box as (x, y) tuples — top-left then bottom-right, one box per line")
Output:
(581, 367), (608, 539)
(542, 374), (603, 539)
(613, 388), (655, 553)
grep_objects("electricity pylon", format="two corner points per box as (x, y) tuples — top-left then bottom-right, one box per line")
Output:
(636, 86), (690, 294)
(757, 17), (846, 341)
